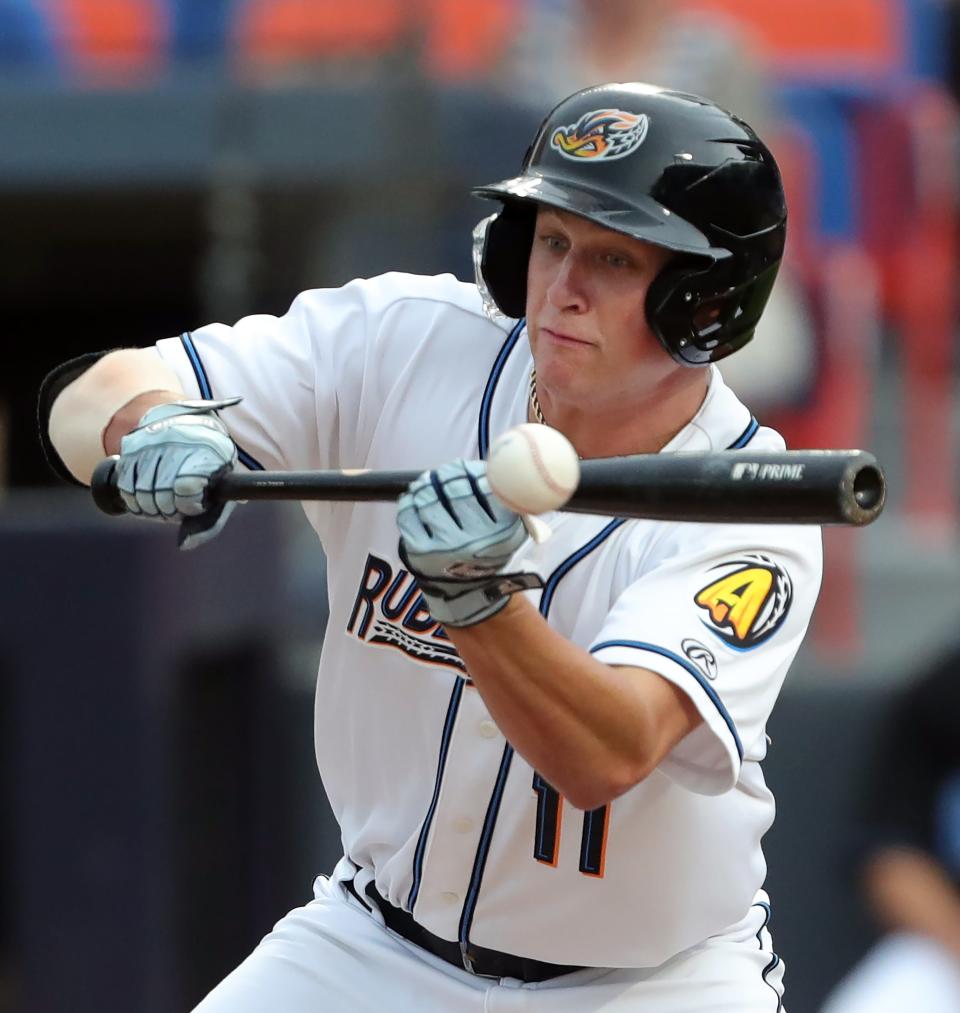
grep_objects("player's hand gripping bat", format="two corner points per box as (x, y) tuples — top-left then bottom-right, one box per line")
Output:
(90, 448), (885, 527)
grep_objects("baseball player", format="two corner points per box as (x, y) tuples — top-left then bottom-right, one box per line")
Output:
(42, 83), (821, 1011)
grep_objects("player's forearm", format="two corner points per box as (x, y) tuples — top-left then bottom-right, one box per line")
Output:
(48, 348), (186, 483)
(864, 846), (960, 960)
(446, 596), (693, 811)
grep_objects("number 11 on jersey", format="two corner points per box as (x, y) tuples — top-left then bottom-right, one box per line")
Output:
(532, 773), (610, 877)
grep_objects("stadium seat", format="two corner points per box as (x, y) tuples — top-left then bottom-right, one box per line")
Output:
(49, 0), (168, 78)
(169, 0), (234, 62)
(232, 0), (406, 66)
(416, 0), (518, 81)
(232, 0), (517, 79)
(683, 0), (904, 79)
(0, 0), (57, 65)
(901, 0), (952, 81)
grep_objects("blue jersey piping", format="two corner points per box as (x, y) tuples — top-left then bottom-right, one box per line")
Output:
(178, 331), (265, 472)
(752, 900), (784, 1011)
(406, 677), (466, 910)
(477, 319), (526, 459)
(457, 518), (625, 955)
(728, 416), (759, 449)
(589, 639), (743, 761)
(407, 319), (524, 912)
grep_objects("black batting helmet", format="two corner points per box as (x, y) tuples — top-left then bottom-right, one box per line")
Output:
(472, 82), (787, 365)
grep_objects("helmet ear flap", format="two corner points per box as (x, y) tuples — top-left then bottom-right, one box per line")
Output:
(645, 258), (711, 365)
(480, 201), (537, 320)
(646, 256), (780, 366)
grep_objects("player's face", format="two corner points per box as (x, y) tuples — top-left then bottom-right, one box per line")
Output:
(525, 207), (679, 406)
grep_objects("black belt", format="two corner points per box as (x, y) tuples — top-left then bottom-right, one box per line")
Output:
(345, 877), (585, 982)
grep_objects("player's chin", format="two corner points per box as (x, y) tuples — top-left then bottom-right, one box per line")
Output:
(534, 357), (597, 406)
(533, 344), (596, 390)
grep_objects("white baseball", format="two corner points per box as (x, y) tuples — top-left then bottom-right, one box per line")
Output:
(487, 423), (580, 515)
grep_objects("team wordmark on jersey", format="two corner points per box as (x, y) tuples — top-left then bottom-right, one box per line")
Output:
(551, 109), (649, 162)
(347, 553), (464, 671)
(694, 553), (793, 648)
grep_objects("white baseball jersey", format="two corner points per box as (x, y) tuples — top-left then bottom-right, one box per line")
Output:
(155, 272), (822, 969)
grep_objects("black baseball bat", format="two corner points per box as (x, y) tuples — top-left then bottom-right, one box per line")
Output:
(90, 450), (885, 526)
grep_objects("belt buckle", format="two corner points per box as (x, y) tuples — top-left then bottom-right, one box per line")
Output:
(459, 943), (500, 980)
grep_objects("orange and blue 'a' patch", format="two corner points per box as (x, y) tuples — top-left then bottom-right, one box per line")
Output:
(694, 553), (793, 648)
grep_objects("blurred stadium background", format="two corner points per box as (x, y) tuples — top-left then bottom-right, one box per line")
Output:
(1, 1), (958, 1010)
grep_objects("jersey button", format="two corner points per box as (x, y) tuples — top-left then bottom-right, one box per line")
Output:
(453, 816), (474, 834)
(478, 720), (499, 738)
(439, 891), (460, 905)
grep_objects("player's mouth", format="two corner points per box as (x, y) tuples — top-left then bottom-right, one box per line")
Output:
(540, 327), (594, 348)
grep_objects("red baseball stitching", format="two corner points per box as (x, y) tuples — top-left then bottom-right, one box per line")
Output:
(518, 427), (572, 499)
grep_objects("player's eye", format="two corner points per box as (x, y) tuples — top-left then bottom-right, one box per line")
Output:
(537, 232), (567, 252)
(603, 252), (632, 269)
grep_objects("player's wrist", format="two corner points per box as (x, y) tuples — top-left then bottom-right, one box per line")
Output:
(422, 587), (512, 629)
(102, 390), (186, 455)
(413, 570), (542, 628)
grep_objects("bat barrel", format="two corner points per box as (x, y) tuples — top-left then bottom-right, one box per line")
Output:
(565, 450), (885, 525)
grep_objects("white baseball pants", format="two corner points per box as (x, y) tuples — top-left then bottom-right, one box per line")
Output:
(193, 875), (786, 1012)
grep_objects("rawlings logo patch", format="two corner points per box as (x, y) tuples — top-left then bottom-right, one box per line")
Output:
(550, 108), (649, 162)
(694, 553), (793, 648)
(682, 638), (718, 680)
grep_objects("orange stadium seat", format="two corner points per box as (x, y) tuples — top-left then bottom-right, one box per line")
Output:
(233, 0), (405, 64)
(44, 0), (168, 78)
(233, 0), (517, 78)
(682, 0), (904, 73)
(418, 0), (517, 81)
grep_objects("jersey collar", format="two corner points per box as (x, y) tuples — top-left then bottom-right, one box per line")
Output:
(660, 366), (758, 453)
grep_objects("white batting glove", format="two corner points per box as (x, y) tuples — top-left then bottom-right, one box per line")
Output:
(116, 396), (240, 550)
(397, 459), (543, 628)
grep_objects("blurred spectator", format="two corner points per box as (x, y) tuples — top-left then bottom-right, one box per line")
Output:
(820, 644), (960, 1013)
(495, 0), (816, 413)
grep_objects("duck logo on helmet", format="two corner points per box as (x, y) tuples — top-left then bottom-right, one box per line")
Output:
(550, 109), (649, 162)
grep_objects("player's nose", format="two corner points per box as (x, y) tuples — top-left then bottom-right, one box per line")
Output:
(546, 253), (589, 313)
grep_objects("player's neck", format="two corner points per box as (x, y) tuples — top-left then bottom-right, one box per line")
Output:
(530, 369), (710, 459)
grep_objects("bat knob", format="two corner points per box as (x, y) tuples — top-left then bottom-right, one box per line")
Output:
(90, 456), (128, 515)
